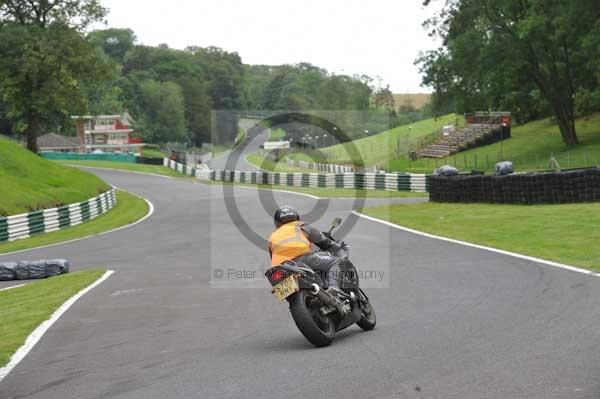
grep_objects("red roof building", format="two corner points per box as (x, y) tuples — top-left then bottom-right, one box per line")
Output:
(71, 112), (144, 154)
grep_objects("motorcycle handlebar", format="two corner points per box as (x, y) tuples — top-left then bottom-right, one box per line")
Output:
(323, 231), (349, 259)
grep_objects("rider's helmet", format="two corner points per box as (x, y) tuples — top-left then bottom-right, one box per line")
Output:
(274, 206), (300, 228)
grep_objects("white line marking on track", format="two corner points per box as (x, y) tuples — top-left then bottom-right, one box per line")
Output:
(0, 284), (27, 292)
(0, 191), (154, 257)
(352, 211), (600, 278)
(0, 269), (115, 382)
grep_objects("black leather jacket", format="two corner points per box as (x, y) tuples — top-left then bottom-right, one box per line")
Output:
(299, 222), (344, 255)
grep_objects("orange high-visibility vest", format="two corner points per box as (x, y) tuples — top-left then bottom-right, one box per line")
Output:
(268, 221), (311, 267)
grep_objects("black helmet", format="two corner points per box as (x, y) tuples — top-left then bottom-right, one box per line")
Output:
(274, 206), (300, 228)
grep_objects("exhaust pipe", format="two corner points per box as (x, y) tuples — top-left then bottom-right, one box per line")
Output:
(311, 284), (346, 315)
(310, 283), (321, 295)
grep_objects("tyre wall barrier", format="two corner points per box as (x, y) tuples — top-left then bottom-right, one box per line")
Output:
(430, 167), (600, 204)
(136, 156), (164, 165)
(0, 188), (117, 242)
(0, 259), (69, 281)
(164, 158), (429, 192)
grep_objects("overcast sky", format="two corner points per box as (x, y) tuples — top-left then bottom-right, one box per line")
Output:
(99, 0), (441, 93)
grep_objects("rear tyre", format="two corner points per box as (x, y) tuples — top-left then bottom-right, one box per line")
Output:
(289, 289), (335, 347)
(356, 297), (376, 331)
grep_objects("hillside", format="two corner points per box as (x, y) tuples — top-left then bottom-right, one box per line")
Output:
(393, 93), (431, 110)
(0, 137), (110, 216)
(307, 114), (459, 166)
(387, 113), (600, 173)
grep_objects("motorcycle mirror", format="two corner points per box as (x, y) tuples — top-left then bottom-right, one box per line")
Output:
(330, 217), (342, 229)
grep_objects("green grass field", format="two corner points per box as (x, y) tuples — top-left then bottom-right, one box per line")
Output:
(363, 202), (600, 271)
(142, 147), (167, 159)
(0, 190), (149, 254)
(201, 180), (427, 199)
(234, 128), (247, 147)
(245, 152), (313, 173)
(54, 160), (186, 178)
(0, 269), (107, 367)
(0, 137), (110, 216)
(388, 113), (600, 173)
(308, 113), (459, 166)
(267, 128), (286, 142)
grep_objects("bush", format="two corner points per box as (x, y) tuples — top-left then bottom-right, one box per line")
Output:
(575, 89), (600, 116)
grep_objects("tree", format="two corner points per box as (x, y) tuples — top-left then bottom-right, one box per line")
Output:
(373, 85), (396, 111)
(176, 77), (211, 146)
(88, 28), (136, 64)
(137, 80), (186, 144)
(0, 0), (106, 29)
(420, 0), (600, 146)
(0, 0), (109, 151)
(0, 23), (112, 151)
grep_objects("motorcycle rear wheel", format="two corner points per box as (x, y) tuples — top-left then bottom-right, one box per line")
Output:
(290, 290), (335, 347)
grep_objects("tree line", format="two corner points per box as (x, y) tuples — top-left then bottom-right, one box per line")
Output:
(418, 0), (600, 146)
(0, 0), (423, 152)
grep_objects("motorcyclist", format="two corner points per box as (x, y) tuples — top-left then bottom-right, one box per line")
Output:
(268, 205), (345, 293)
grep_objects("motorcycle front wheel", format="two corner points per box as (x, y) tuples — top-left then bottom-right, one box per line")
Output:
(289, 289), (335, 347)
(356, 293), (376, 331)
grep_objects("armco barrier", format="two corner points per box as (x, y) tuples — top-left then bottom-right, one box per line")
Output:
(164, 158), (429, 193)
(430, 167), (600, 204)
(0, 189), (117, 242)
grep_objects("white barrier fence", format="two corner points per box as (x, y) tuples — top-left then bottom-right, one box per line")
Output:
(0, 189), (117, 242)
(286, 158), (354, 173)
(165, 158), (429, 193)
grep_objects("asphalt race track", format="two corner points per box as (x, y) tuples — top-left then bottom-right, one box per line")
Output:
(207, 118), (267, 171)
(2, 168), (600, 398)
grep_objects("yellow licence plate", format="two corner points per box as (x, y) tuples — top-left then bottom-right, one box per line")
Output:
(273, 275), (299, 301)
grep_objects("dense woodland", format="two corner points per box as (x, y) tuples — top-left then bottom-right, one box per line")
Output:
(0, 1), (434, 151)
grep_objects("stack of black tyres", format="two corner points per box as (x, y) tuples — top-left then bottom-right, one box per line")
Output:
(430, 167), (600, 204)
(0, 259), (70, 281)
(136, 157), (165, 165)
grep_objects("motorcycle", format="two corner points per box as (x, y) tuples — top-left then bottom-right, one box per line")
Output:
(265, 217), (376, 347)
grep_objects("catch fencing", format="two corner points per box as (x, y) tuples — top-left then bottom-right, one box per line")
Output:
(0, 189), (117, 242)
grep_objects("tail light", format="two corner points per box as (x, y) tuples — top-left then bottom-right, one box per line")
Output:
(271, 270), (285, 282)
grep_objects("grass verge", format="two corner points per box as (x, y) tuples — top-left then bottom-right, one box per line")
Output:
(317, 113), (459, 166)
(0, 190), (149, 254)
(388, 113), (600, 173)
(362, 202), (600, 271)
(0, 269), (107, 367)
(54, 160), (185, 178)
(0, 136), (110, 216)
(234, 128), (247, 147)
(200, 180), (427, 198)
(267, 128), (286, 142)
(245, 152), (314, 173)
(142, 147), (167, 159)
